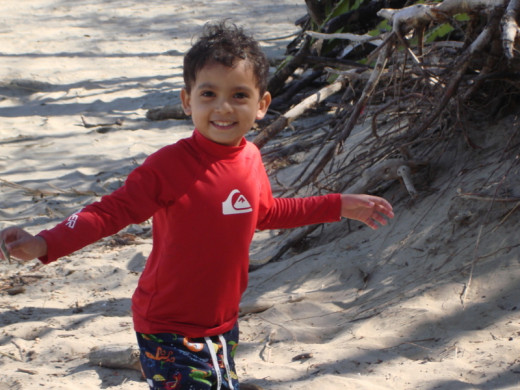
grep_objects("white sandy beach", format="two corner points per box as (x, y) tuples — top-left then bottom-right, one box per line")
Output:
(1, 1), (520, 389)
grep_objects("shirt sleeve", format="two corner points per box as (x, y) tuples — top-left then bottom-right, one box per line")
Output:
(257, 195), (342, 230)
(255, 162), (342, 230)
(37, 156), (169, 264)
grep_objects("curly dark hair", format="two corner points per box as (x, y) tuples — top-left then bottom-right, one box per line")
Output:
(183, 21), (269, 96)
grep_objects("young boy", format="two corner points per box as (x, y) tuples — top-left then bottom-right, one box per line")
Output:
(0, 22), (393, 390)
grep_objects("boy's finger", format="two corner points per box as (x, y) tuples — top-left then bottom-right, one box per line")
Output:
(382, 209), (394, 219)
(376, 203), (394, 218)
(364, 220), (376, 230)
(368, 214), (383, 227)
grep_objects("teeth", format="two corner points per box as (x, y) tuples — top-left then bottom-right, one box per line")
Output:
(213, 121), (233, 126)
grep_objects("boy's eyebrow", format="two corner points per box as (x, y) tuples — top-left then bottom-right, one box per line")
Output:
(195, 82), (255, 93)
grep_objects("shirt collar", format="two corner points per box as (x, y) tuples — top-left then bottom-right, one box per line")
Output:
(192, 129), (247, 160)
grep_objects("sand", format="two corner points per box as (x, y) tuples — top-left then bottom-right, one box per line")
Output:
(1, 1), (520, 389)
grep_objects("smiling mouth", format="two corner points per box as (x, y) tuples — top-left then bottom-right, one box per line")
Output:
(212, 121), (236, 129)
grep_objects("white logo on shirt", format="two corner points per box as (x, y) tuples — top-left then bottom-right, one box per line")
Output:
(65, 213), (79, 229)
(222, 189), (252, 215)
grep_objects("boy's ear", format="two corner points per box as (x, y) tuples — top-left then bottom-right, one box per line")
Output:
(180, 88), (192, 116)
(256, 91), (271, 120)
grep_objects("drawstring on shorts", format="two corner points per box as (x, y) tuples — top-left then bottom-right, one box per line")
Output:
(205, 335), (234, 389)
(219, 334), (234, 389)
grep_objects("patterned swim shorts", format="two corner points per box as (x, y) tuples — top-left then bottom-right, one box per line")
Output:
(136, 323), (239, 390)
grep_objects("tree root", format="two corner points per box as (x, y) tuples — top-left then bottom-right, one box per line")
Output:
(253, 79), (344, 149)
(295, 36), (396, 189)
(290, 0), (516, 190)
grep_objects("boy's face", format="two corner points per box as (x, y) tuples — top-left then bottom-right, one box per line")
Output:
(181, 59), (271, 147)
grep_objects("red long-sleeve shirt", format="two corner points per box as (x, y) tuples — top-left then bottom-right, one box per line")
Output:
(38, 130), (341, 337)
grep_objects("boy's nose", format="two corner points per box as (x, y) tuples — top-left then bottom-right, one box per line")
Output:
(215, 99), (232, 113)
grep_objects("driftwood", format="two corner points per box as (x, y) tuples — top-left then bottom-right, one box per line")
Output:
(87, 345), (141, 371)
(501, 0), (520, 60)
(397, 165), (418, 199)
(81, 116), (124, 129)
(239, 302), (273, 316)
(146, 104), (189, 121)
(267, 36), (312, 97)
(269, 69), (323, 111)
(253, 79), (344, 148)
(378, 4), (436, 37)
(239, 294), (305, 316)
(306, 31), (382, 45)
(435, 0), (508, 14)
(346, 159), (426, 195)
(292, 352), (313, 361)
(289, 0), (518, 189)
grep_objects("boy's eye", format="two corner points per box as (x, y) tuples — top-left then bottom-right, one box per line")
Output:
(234, 92), (248, 99)
(201, 91), (215, 98)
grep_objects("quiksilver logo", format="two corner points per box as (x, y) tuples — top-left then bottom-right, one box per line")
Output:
(65, 213), (79, 229)
(222, 189), (252, 215)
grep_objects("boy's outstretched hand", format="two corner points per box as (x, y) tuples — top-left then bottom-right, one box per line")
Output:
(0, 227), (47, 262)
(340, 194), (394, 230)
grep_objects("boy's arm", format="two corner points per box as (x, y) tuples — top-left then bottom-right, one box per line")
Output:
(257, 193), (393, 231)
(24, 154), (171, 264)
(36, 163), (166, 263)
(256, 194), (342, 230)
